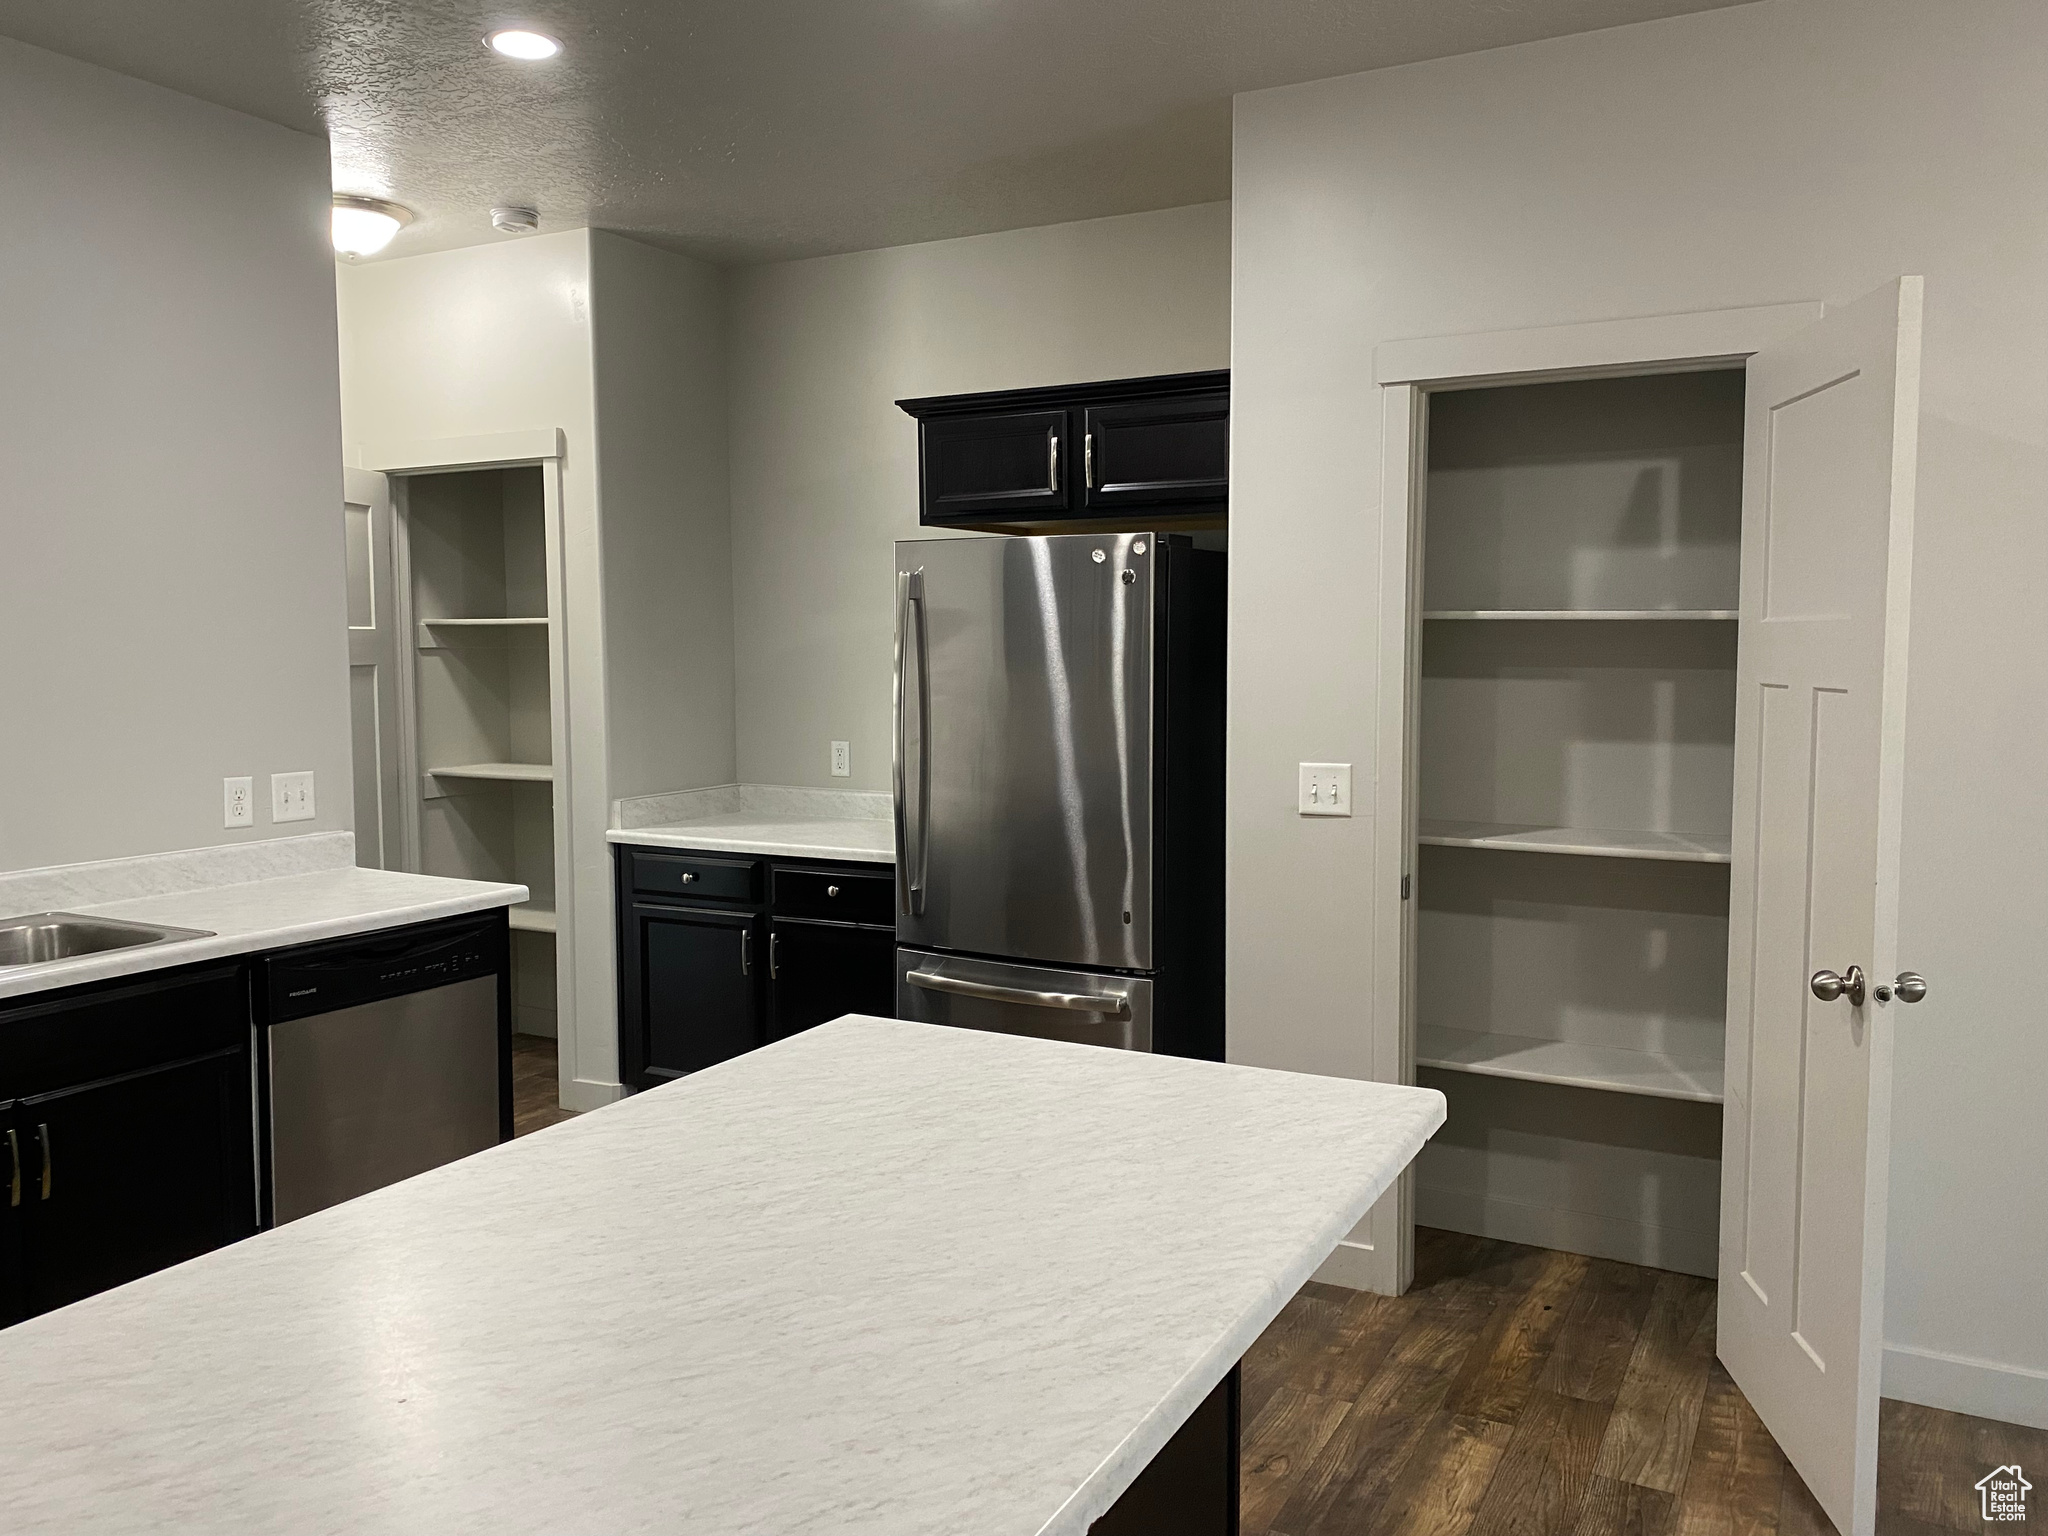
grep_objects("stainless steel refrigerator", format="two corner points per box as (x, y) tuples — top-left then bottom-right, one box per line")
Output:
(893, 531), (1225, 1058)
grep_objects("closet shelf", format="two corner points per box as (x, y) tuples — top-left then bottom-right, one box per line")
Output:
(421, 616), (550, 627)
(1419, 818), (1731, 864)
(1422, 609), (1737, 621)
(507, 904), (557, 935)
(1416, 1026), (1725, 1104)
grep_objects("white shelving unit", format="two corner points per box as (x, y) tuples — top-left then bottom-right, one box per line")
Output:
(1408, 367), (1745, 1279)
(402, 465), (565, 1038)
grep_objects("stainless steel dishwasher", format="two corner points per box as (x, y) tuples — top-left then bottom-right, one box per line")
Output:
(256, 912), (510, 1225)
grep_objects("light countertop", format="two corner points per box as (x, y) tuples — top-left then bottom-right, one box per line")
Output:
(0, 1015), (1444, 1535)
(0, 865), (527, 1002)
(608, 813), (894, 863)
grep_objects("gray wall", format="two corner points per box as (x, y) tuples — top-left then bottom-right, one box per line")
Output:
(726, 202), (1232, 791)
(0, 37), (348, 871)
(589, 231), (736, 800)
(1230, 0), (2047, 1425)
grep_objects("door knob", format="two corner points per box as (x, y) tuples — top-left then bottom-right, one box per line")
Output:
(1874, 971), (1928, 1004)
(1810, 966), (1867, 1006)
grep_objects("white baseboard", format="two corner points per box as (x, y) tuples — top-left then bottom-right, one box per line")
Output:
(1417, 1185), (1718, 1279)
(1883, 1343), (2048, 1431)
(561, 1076), (625, 1113)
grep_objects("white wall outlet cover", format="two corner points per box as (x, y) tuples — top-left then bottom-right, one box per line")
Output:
(271, 770), (316, 823)
(1298, 762), (1353, 817)
(223, 776), (254, 828)
(830, 740), (851, 777)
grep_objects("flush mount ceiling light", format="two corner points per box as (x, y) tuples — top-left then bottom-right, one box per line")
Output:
(485, 27), (562, 60)
(331, 195), (413, 259)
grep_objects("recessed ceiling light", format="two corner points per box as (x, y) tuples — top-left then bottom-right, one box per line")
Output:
(331, 195), (413, 259)
(486, 28), (561, 60)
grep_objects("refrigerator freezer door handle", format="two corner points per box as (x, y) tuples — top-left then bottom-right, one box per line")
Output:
(894, 568), (930, 915)
(906, 969), (1133, 1018)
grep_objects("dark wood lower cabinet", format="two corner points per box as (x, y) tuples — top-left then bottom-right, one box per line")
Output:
(1, 965), (257, 1329)
(767, 919), (895, 1042)
(635, 905), (762, 1079)
(617, 846), (898, 1091)
(1091, 1365), (1240, 1535)
(15, 1049), (253, 1317)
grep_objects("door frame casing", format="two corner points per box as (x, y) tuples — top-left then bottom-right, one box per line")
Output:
(342, 465), (409, 870)
(1327, 301), (1822, 1298)
(349, 429), (614, 1112)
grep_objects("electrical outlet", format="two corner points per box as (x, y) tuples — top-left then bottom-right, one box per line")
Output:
(1298, 762), (1353, 817)
(271, 770), (316, 824)
(223, 776), (254, 828)
(830, 740), (851, 778)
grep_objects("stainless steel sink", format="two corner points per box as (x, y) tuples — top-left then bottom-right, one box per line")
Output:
(0, 912), (215, 968)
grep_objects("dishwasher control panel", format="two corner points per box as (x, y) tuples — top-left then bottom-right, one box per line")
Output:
(260, 912), (509, 1023)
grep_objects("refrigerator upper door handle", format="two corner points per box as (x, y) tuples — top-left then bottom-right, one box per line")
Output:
(906, 968), (1133, 1018)
(895, 568), (930, 915)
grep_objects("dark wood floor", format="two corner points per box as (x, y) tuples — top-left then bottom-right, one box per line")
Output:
(510, 1033), (579, 1138)
(505, 1057), (2039, 1534)
(1240, 1230), (2047, 1536)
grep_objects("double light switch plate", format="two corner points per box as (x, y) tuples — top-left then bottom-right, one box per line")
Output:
(1298, 763), (1353, 816)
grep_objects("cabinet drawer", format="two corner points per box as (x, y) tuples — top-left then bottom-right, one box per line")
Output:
(628, 849), (761, 905)
(771, 867), (894, 926)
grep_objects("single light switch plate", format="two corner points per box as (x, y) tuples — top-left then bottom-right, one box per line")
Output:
(830, 740), (851, 778)
(223, 776), (254, 828)
(271, 770), (315, 823)
(1298, 762), (1353, 817)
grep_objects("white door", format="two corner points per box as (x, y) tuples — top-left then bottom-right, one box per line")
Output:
(1719, 277), (1923, 1536)
(343, 467), (405, 870)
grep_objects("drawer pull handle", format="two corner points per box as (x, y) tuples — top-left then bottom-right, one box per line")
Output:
(827, 884), (840, 897)
(680, 872), (697, 884)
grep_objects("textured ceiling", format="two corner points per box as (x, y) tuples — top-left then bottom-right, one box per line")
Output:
(0, 0), (1752, 264)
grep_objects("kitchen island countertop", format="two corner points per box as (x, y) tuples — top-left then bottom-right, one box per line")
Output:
(0, 1015), (1442, 1535)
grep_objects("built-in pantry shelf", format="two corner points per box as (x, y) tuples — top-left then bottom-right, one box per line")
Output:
(423, 762), (555, 799)
(418, 616), (550, 648)
(1418, 818), (1731, 865)
(507, 904), (557, 935)
(1422, 609), (1737, 621)
(1416, 1026), (1725, 1104)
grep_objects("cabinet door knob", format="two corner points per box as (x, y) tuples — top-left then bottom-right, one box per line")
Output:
(1810, 966), (1866, 1006)
(826, 884), (839, 897)
(680, 871), (697, 884)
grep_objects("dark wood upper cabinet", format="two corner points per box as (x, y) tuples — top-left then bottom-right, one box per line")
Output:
(900, 371), (1227, 533)
(918, 409), (1072, 523)
(1081, 391), (1229, 512)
